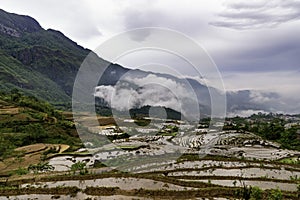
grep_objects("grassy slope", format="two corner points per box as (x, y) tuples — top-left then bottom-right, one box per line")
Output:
(0, 50), (70, 102)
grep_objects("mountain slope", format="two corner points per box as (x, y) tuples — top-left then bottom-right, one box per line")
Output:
(0, 50), (71, 102)
(0, 8), (41, 36)
(0, 9), (97, 103)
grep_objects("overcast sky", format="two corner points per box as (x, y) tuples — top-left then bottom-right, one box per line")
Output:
(2, 0), (300, 96)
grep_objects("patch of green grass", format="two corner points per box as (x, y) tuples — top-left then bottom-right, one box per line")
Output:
(280, 157), (300, 165)
(159, 132), (177, 137)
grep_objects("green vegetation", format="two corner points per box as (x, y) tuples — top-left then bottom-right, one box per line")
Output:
(0, 51), (71, 103)
(250, 186), (263, 200)
(268, 188), (283, 200)
(235, 184), (251, 200)
(14, 167), (29, 176)
(107, 133), (130, 141)
(0, 8), (92, 104)
(224, 113), (300, 151)
(28, 162), (54, 174)
(280, 157), (300, 165)
(158, 124), (179, 136)
(71, 161), (87, 175)
(129, 105), (182, 120)
(235, 186), (284, 200)
(0, 186), (80, 196)
(0, 90), (81, 160)
(133, 118), (151, 127)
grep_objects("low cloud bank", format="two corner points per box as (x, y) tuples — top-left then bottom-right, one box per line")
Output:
(94, 74), (200, 119)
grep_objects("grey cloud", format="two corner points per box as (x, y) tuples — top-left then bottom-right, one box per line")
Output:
(210, 21), (300, 73)
(281, 0), (300, 8)
(68, 20), (102, 39)
(226, 89), (300, 114)
(121, 5), (209, 41)
(221, 34), (300, 72)
(211, 0), (300, 30)
(2, 0), (102, 39)
(228, 1), (268, 10)
(122, 8), (162, 41)
(123, 8), (160, 28)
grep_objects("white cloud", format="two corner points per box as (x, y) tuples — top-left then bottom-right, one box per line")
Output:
(94, 73), (200, 119)
(250, 91), (274, 104)
(227, 109), (268, 117)
(223, 70), (300, 113)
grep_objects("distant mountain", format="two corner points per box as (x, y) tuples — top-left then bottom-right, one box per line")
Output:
(129, 105), (182, 120)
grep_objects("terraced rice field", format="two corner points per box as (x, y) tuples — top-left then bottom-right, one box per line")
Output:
(1, 155), (299, 199)
(0, 144), (70, 173)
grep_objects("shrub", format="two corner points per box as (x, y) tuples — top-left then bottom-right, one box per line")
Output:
(15, 167), (29, 175)
(268, 188), (283, 200)
(71, 161), (87, 175)
(28, 162), (54, 173)
(250, 186), (263, 200)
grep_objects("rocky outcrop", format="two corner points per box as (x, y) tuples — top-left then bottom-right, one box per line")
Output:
(0, 9), (42, 37)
